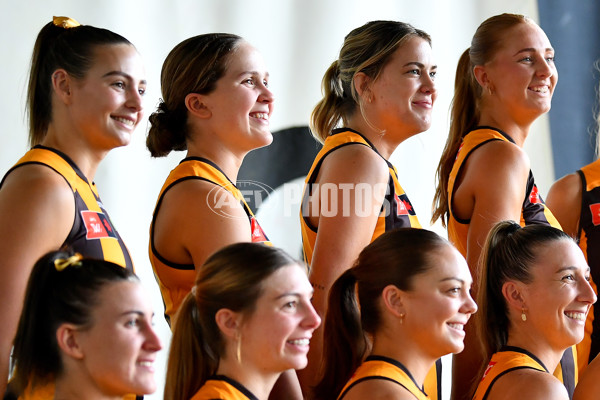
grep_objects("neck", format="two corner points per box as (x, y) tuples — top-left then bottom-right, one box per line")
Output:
(370, 329), (435, 387)
(186, 140), (244, 183)
(54, 373), (120, 400)
(346, 116), (404, 160)
(216, 355), (279, 400)
(477, 104), (539, 148)
(506, 324), (564, 373)
(42, 125), (105, 181)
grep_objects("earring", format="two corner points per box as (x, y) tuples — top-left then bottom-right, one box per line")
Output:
(521, 308), (527, 322)
(399, 313), (405, 324)
(236, 333), (242, 364)
(487, 85), (494, 96)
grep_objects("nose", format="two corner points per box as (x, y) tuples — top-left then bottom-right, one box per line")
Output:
(420, 73), (436, 96)
(259, 84), (274, 104)
(126, 86), (144, 112)
(462, 291), (478, 315)
(578, 277), (598, 305)
(302, 301), (322, 330)
(143, 324), (163, 352)
(536, 57), (554, 79)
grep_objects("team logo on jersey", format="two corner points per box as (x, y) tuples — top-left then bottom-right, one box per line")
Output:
(81, 211), (118, 240)
(590, 203), (600, 226)
(394, 193), (416, 216)
(481, 361), (497, 381)
(250, 217), (268, 242)
(529, 185), (542, 204)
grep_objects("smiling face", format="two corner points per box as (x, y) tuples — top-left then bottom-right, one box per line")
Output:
(402, 244), (477, 357)
(75, 281), (162, 396)
(201, 41), (274, 154)
(239, 264), (321, 373)
(519, 239), (596, 350)
(367, 36), (437, 139)
(68, 43), (146, 151)
(479, 21), (557, 122)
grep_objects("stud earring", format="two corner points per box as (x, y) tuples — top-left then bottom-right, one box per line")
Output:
(521, 308), (527, 322)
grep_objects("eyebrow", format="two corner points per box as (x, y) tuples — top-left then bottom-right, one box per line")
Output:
(119, 310), (145, 317)
(102, 70), (147, 85)
(514, 47), (554, 56)
(237, 70), (270, 79)
(403, 62), (437, 70)
(439, 277), (468, 284)
(274, 291), (313, 300)
(555, 266), (589, 274)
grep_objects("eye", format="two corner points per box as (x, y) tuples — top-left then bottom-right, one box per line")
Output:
(562, 274), (575, 282)
(545, 56), (555, 63)
(283, 301), (298, 310)
(112, 81), (125, 89)
(519, 56), (533, 63)
(407, 69), (420, 76)
(243, 78), (255, 86)
(585, 274), (591, 282)
(125, 318), (140, 327)
(138, 87), (146, 96)
(448, 287), (461, 295)
(263, 79), (269, 88)
(429, 70), (437, 79)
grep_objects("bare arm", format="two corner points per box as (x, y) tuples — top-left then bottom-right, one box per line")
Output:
(546, 172), (581, 238)
(574, 352), (600, 400)
(488, 368), (568, 400)
(299, 145), (389, 392)
(0, 166), (73, 394)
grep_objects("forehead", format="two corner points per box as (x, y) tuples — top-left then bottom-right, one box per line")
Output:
(530, 239), (587, 277)
(386, 36), (433, 66)
(495, 21), (552, 54)
(259, 264), (311, 297)
(414, 244), (471, 286)
(224, 41), (267, 76)
(93, 280), (151, 317)
(85, 43), (146, 80)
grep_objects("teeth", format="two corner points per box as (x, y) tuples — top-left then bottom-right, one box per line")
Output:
(113, 116), (134, 126)
(138, 361), (153, 367)
(251, 112), (269, 120)
(530, 86), (549, 93)
(565, 312), (585, 321)
(447, 323), (464, 330)
(288, 339), (310, 346)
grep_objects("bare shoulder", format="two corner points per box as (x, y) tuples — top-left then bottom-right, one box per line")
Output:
(488, 368), (568, 400)
(574, 353), (600, 400)
(547, 172), (581, 207)
(343, 378), (417, 400)
(318, 142), (389, 185)
(468, 139), (530, 178)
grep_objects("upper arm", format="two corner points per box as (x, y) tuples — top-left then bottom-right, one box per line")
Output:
(154, 180), (252, 272)
(0, 165), (74, 388)
(573, 352), (600, 400)
(458, 142), (530, 277)
(546, 172), (581, 238)
(308, 145), (389, 313)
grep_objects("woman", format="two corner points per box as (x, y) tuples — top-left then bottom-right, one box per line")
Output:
(147, 33), (273, 326)
(473, 221), (596, 400)
(299, 20), (437, 394)
(9, 251), (161, 400)
(164, 243), (321, 400)
(313, 228), (476, 400)
(574, 353), (600, 399)
(0, 16), (145, 397)
(430, 14), (564, 399)
(546, 93), (600, 373)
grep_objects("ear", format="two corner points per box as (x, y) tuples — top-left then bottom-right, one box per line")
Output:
(52, 69), (73, 105)
(185, 93), (211, 119)
(473, 65), (492, 93)
(352, 72), (372, 102)
(501, 280), (527, 312)
(215, 308), (242, 339)
(381, 284), (405, 318)
(56, 323), (84, 360)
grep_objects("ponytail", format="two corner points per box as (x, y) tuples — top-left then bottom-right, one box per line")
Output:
(310, 60), (348, 143)
(164, 292), (219, 400)
(313, 269), (366, 400)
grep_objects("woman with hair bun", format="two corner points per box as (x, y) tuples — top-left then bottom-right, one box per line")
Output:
(314, 228), (476, 400)
(164, 243), (320, 400)
(147, 34), (273, 326)
(9, 250), (161, 400)
(0, 16), (145, 397)
(299, 20), (437, 395)
(474, 221), (595, 400)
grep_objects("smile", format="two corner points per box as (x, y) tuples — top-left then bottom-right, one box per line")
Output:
(565, 312), (586, 321)
(529, 86), (549, 93)
(112, 116), (135, 126)
(447, 323), (464, 331)
(287, 338), (310, 346)
(250, 112), (269, 121)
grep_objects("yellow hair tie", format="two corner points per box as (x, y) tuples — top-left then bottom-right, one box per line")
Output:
(53, 16), (81, 29)
(54, 254), (83, 271)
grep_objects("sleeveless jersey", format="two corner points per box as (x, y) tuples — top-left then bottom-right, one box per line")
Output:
(300, 128), (421, 266)
(1, 146), (134, 400)
(191, 376), (258, 400)
(446, 127), (575, 396)
(576, 160), (600, 368)
(447, 127), (560, 257)
(472, 347), (548, 400)
(149, 157), (270, 325)
(338, 355), (429, 400)
(0, 146), (133, 270)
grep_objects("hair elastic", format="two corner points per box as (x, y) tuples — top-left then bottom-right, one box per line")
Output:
(52, 16), (81, 29)
(54, 253), (83, 271)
